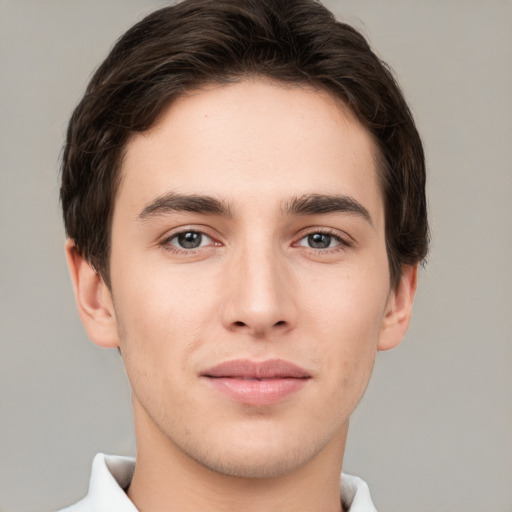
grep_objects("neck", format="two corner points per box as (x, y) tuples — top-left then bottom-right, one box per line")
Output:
(127, 398), (347, 512)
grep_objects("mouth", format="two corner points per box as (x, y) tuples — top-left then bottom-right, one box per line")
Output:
(201, 359), (311, 406)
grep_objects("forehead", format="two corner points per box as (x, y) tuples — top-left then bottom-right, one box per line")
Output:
(117, 79), (383, 223)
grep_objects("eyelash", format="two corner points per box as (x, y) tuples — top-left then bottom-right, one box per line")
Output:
(160, 228), (218, 254)
(294, 228), (352, 253)
(159, 227), (352, 255)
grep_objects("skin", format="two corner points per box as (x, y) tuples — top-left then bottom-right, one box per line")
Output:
(67, 79), (417, 512)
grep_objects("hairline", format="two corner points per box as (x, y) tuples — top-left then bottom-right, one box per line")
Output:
(97, 74), (394, 289)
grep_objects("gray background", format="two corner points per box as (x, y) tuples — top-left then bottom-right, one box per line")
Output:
(1, 0), (511, 511)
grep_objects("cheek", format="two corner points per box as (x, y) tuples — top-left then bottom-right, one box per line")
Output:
(110, 262), (218, 376)
(302, 259), (389, 340)
(302, 264), (389, 386)
(112, 279), (208, 422)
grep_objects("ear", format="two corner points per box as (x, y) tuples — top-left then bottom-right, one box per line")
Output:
(377, 264), (418, 351)
(65, 239), (120, 348)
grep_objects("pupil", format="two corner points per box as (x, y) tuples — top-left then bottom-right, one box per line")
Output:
(178, 232), (201, 248)
(308, 233), (331, 249)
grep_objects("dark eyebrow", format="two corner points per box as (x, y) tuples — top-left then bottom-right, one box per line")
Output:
(138, 192), (232, 220)
(283, 193), (373, 226)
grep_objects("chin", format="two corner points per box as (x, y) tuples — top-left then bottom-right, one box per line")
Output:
(189, 443), (322, 479)
(174, 424), (336, 479)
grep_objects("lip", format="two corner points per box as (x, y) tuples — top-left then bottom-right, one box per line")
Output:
(201, 359), (311, 406)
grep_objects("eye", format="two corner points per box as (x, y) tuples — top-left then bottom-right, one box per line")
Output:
(297, 232), (343, 249)
(167, 231), (213, 249)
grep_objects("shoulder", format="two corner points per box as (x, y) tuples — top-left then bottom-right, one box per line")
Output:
(54, 453), (137, 512)
(341, 473), (378, 512)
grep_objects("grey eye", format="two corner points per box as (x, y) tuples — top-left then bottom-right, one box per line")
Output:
(170, 231), (211, 249)
(298, 232), (341, 249)
(307, 233), (332, 248)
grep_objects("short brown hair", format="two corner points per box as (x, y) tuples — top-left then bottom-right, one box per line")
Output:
(61, 0), (428, 288)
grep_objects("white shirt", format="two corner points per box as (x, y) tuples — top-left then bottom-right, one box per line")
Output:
(58, 453), (377, 512)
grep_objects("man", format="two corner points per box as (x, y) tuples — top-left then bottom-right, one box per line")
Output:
(59, 0), (428, 510)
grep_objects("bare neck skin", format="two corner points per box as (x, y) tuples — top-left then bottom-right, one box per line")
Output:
(127, 397), (346, 512)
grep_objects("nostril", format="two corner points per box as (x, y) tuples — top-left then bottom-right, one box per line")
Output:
(231, 319), (287, 330)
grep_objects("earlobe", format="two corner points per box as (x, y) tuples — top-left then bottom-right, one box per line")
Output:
(377, 264), (418, 352)
(65, 239), (120, 348)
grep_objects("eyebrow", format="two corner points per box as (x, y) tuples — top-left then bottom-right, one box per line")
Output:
(283, 193), (372, 226)
(137, 191), (372, 226)
(138, 192), (232, 220)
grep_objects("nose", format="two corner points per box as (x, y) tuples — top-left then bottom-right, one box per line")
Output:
(220, 242), (298, 338)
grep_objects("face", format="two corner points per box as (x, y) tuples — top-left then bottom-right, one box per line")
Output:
(97, 80), (408, 478)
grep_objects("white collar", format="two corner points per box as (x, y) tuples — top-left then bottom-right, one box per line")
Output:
(59, 453), (377, 512)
